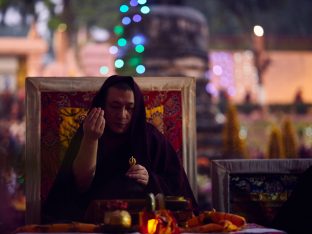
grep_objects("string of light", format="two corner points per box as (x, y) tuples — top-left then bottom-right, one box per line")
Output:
(107, 0), (151, 75)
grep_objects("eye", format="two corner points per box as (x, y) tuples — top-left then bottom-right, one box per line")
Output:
(110, 104), (121, 109)
(126, 105), (134, 112)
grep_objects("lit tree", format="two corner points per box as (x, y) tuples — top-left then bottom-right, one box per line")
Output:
(281, 117), (298, 158)
(267, 124), (284, 159)
(222, 102), (246, 158)
(112, 0), (151, 76)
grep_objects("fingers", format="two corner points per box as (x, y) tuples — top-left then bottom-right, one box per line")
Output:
(83, 107), (105, 139)
(126, 164), (149, 185)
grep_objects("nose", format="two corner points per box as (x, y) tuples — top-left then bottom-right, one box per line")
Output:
(116, 106), (128, 119)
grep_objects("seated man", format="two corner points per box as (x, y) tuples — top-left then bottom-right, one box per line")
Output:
(42, 75), (197, 223)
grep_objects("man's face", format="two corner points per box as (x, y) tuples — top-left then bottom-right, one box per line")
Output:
(104, 86), (135, 134)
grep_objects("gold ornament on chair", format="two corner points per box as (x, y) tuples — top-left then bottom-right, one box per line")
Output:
(129, 156), (137, 167)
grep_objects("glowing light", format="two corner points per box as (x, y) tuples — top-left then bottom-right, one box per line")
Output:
(117, 38), (127, 47)
(129, 57), (141, 66)
(147, 219), (158, 234)
(115, 59), (125, 68)
(114, 25), (124, 35)
(205, 83), (218, 96)
(99, 66), (109, 75)
(140, 6), (150, 14)
(212, 65), (223, 76)
(130, 0), (139, 7)
(109, 45), (118, 55)
(90, 26), (109, 41)
(4, 7), (22, 26)
(122, 16), (131, 25)
(138, 0), (147, 5)
(239, 126), (248, 139)
(120, 4), (129, 13)
(132, 35), (145, 45)
(253, 25), (264, 37)
(133, 14), (142, 22)
(135, 44), (145, 53)
(136, 65), (146, 74)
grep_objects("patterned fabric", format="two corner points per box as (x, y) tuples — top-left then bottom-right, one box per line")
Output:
(40, 91), (182, 203)
(229, 173), (300, 226)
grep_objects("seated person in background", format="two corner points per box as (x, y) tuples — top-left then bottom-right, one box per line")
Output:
(271, 165), (312, 234)
(43, 75), (198, 223)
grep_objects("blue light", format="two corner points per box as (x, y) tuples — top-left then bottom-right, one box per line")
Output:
(133, 14), (142, 23)
(117, 38), (127, 47)
(122, 16), (131, 25)
(109, 45), (118, 55)
(138, 0), (147, 5)
(120, 4), (129, 13)
(99, 66), (109, 75)
(115, 59), (125, 68)
(130, 0), (139, 7)
(136, 64), (146, 74)
(140, 6), (150, 14)
(132, 35), (145, 45)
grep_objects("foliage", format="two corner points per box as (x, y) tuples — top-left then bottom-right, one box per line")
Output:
(71, 0), (120, 31)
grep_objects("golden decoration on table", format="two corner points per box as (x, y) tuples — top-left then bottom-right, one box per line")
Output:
(104, 210), (132, 228)
(129, 155), (137, 167)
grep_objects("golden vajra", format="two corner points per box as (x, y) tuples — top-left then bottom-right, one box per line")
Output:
(129, 156), (137, 167)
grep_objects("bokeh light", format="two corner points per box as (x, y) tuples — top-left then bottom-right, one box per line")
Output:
(109, 45), (118, 55)
(138, 0), (147, 5)
(140, 6), (150, 14)
(122, 16), (131, 25)
(115, 59), (125, 68)
(117, 38), (127, 47)
(135, 44), (145, 53)
(212, 65), (223, 76)
(132, 35), (145, 45)
(133, 14), (142, 23)
(99, 66), (109, 75)
(136, 64), (145, 74)
(114, 25), (124, 35)
(129, 57), (142, 66)
(130, 0), (139, 7)
(253, 25), (264, 37)
(119, 4), (129, 13)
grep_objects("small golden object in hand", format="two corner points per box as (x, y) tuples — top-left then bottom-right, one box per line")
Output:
(129, 156), (137, 167)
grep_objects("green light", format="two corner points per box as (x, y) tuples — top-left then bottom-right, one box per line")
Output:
(114, 25), (124, 35)
(117, 38), (127, 47)
(135, 44), (145, 53)
(129, 57), (141, 67)
(140, 6), (150, 14)
(120, 4), (129, 13)
(136, 64), (146, 74)
(99, 66), (109, 75)
(115, 59), (125, 68)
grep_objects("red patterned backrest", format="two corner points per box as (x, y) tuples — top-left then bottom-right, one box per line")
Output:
(40, 90), (183, 202)
(26, 77), (196, 224)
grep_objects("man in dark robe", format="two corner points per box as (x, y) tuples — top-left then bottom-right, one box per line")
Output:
(42, 75), (197, 223)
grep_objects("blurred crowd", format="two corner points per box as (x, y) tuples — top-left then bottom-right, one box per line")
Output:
(0, 90), (26, 233)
